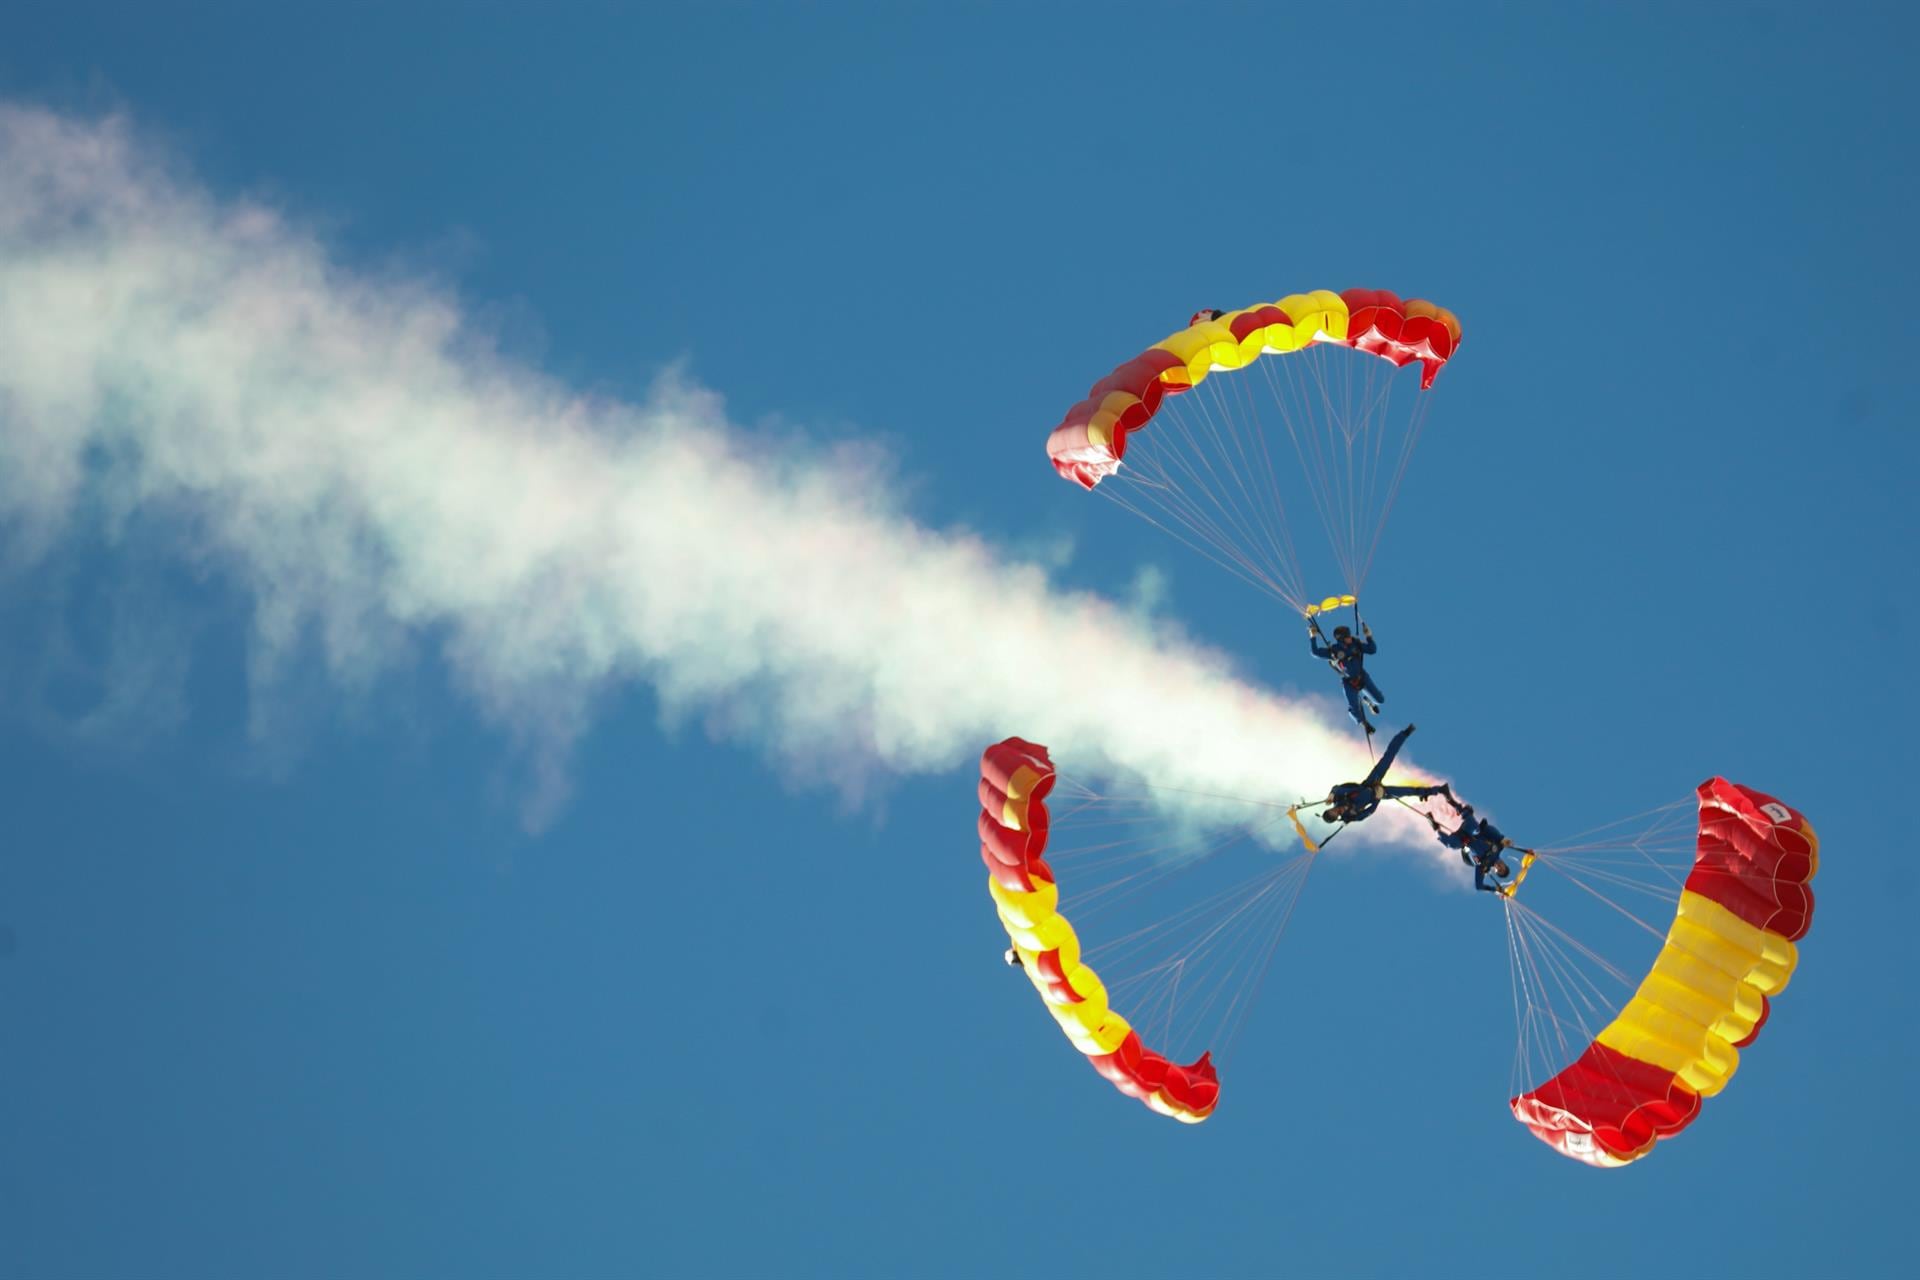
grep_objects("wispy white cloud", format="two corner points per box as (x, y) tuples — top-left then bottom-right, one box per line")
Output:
(0, 104), (1443, 844)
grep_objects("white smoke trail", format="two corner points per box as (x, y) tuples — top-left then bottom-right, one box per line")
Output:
(0, 105), (1443, 844)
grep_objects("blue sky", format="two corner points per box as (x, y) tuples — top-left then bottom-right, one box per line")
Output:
(2, 4), (1915, 1277)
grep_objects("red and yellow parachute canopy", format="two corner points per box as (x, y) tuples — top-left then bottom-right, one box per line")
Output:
(978, 737), (1220, 1122)
(1512, 779), (1818, 1166)
(1047, 288), (1460, 488)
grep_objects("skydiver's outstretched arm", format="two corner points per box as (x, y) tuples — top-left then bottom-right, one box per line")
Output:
(1427, 811), (1474, 860)
(1359, 625), (1377, 656)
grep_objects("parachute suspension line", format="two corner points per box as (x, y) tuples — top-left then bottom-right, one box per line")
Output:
(1527, 857), (1685, 907)
(1505, 901), (1643, 1105)
(1328, 344), (1356, 590)
(1097, 851), (1313, 1066)
(1068, 812), (1289, 923)
(1537, 805), (1696, 902)
(1361, 363), (1396, 572)
(1096, 481), (1299, 609)
(1106, 366), (1316, 609)
(1199, 363), (1304, 602)
(1218, 843), (1320, 1059)
(1146, 383), (1272, 578)
(1503, 898), (1534, 1101)
(1310, 342), (1384, 593)
(1128, 860), (1298, 1039)
(1086, 846), (1316, 1068)
(1043, 779), (1304, 930)
(1506, 899), (1656, 1111)
(1497, 796), (1719, 1107)
(1220, 351), (1313, 605)
(1245, 343), (1438, 600)
(1503, 902), (1560, 1096)
(1339, 352), (1424, 595)
(1513, 903), (1636, 989)
(1090, 779), (1294, 813)
(1506, 902), (1608, 1099)
(1260, 352), (1353, 593)
(1259, 346), (1384, 597)
(1054, 812), (1264, 912)
(1535, 797), (1693, 855)
(1359, 390), (1435, 592)
(1158, 370), (1295, 596)
(1097, 379), (1308, 609)
(1087, 855), (1300, 970)
(1529, 857), (1675, 944)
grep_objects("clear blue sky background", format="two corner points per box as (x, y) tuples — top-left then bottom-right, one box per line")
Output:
(3, 4), (1915, 1277)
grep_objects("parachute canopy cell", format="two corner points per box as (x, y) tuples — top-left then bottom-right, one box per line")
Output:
(1511, 779), (1818, 1167)
(978, 737), (1220, 1122)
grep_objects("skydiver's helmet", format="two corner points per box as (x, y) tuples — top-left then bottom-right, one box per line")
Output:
(1333, 625), (1352, 639)
(1189, 309), (1223, 327)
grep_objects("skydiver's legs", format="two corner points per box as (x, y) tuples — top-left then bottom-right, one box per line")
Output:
(1359, 672), (1383, 709)
(1342, 683), (1371, 731)
(1361, 723), (1417, 787)
(1379, 783), (1448, 802)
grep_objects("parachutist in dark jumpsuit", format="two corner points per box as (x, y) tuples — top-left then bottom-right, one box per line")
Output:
(1431, 803), (1522, 894)
(1310, 619), (1383, 734)
(1317, 724), (1451, 825)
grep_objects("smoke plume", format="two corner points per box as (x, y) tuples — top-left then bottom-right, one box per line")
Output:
(0, 105), (1435, 842)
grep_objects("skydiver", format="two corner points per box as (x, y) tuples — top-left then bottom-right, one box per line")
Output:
(1315, 723), (1452, 826)
(1429, 802), (1531, 895)
(1004, 948), (1023, 969)
(1310, 617), (1383, 734)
